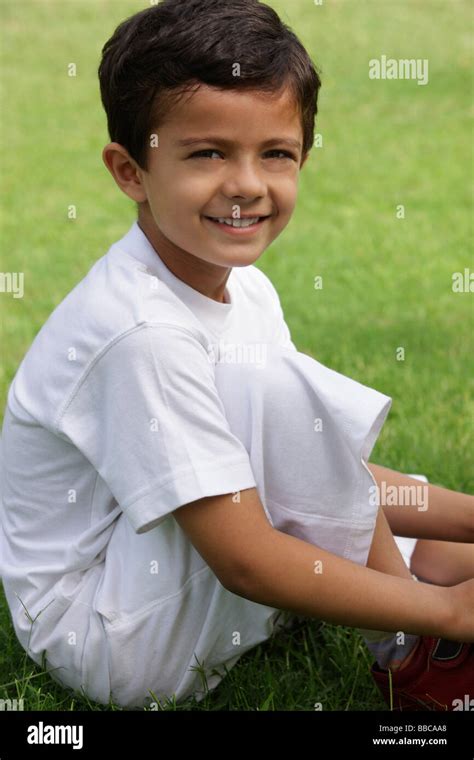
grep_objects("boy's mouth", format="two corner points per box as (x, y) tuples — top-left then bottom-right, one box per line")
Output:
(203, 215), (271, 235)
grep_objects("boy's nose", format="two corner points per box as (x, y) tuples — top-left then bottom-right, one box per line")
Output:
(220, 159), (267, 200)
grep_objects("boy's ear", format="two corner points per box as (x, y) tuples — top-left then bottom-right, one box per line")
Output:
(101, 142), (148, 203)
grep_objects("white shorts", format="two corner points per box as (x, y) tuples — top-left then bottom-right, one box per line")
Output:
(17, 346), (423, 708)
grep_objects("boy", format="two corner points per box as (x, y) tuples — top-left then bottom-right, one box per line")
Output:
(1, 0), (473, 711)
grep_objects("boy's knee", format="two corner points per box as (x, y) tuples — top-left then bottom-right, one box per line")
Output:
(410, 541), (458, 586)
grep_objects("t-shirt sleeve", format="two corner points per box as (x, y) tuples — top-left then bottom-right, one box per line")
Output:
(274, 314), (298, 353)
(255, 268), (298, 352)
(56, 324), (257, 534)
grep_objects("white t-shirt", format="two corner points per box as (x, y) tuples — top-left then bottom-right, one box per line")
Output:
(0, 221), (297, 621)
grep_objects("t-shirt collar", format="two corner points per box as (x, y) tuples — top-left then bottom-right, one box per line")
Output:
(114, 221), (235, 336)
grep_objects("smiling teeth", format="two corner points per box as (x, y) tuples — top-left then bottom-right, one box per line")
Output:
(212, 217), (260, 227)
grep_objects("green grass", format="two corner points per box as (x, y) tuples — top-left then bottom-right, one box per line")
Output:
(0, 0), (472, 711)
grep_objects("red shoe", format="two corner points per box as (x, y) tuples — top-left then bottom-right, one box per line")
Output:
(371, 636), (474, 711)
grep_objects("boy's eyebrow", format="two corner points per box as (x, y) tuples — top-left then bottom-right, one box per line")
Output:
(176, 136), (302, 150)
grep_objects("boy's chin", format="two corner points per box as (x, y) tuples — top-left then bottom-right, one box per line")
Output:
(203, 246), (266, 268)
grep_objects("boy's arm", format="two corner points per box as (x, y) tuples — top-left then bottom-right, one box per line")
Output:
(368, 462), (474, 543)
(174, 488), (469, 642)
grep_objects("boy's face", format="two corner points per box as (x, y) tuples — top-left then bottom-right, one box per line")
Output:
(104, 83), (309, 298)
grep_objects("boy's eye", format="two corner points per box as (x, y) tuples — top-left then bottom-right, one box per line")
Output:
(188, 149), (297, 161)
(264, 149), (297, 161)
(189, 149), (223, 160)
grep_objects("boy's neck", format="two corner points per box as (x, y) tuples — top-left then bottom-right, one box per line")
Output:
(137, 211), (231, 304)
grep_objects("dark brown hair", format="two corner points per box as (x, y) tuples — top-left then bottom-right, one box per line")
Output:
(98, 0), (322, 170)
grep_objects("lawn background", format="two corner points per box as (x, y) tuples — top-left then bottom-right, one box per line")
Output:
(0, 0), (472, 711)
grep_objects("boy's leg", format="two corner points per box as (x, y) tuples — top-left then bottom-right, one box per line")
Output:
(410, 538), (474, 586)
(358, 505), (420, 671)
(366, 506), (414, 581)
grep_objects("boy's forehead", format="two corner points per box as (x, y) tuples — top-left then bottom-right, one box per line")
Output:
(163, 84), (302, 140)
